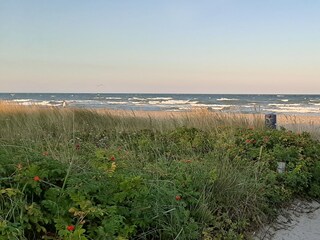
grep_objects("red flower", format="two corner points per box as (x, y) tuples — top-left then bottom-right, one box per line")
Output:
(66, 225), (75, 231)
(245, 139), (251, 144)
(42, 151), (49, 156)
(75, 144), (80, 150)
(34, 176), (40, 182)
(175, 195), (182, 201)
(110, 156), (115, 161)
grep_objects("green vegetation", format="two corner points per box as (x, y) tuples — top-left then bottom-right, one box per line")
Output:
(1, 106), (320, 239)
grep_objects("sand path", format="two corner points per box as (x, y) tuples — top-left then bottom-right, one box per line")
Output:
(255, 200), (320, 240)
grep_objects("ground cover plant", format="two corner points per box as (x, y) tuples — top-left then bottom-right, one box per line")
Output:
(1, 105), (320, 239)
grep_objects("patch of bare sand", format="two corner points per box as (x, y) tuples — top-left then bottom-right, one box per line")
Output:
(254, 200), (320, 240)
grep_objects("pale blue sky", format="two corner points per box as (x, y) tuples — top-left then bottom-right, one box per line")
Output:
(1, 0), (320, 93)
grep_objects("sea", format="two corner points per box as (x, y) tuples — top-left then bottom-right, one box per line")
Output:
(1, 93), (320, 116)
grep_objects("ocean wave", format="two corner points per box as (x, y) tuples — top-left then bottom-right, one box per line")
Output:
(17, 101), (62, 107)
(146, 97), (173, 100)
(72, 100), (98, 103)
(217, 98), (239, 101)
(106, 101), (129, 105)
(309, 101), (320, 105)
(189, 103), (232, 108)
(12, 99), (32, 102)
(264, 107), (320, 113)
(93, 97), (122, 100)
(128, 97), (146, 101)
(178, 104), (232, 110)
(71, 100), (104, 105)
(105, 97), (122, 100)
(268, 103), (301, 107)
(148, 100), (191, 105)
(12, 99), (64, 107)
(243, 105), (254, 108)
(131, 101), (145, 105)
(281, 99), (289, 102)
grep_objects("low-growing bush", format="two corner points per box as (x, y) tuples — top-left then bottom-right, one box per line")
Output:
(1, 109), (320, 239)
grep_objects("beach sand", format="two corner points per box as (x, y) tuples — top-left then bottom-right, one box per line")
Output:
(255, 200), (320, 240)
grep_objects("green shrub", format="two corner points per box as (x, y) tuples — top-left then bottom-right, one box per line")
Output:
(1, 109), (320, 239)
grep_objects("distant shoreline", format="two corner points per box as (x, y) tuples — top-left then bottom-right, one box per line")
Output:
(1, 93), (320, 116)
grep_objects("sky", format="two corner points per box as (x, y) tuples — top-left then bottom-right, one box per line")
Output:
(0, 0), (320, 94)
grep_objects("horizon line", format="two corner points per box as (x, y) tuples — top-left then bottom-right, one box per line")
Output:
(1, 92), (320, 95)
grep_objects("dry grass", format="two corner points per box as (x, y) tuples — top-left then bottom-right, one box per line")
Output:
(277, 115), (320, 139)
(1, 101), (319, 139)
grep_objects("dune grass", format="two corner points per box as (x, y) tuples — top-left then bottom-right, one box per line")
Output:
(1, 103), (320, 239)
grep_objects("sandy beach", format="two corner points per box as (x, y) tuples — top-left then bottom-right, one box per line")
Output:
(255, 200), (320, 240)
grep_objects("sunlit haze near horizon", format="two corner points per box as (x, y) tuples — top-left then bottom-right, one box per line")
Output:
(1, 0), (320, 94)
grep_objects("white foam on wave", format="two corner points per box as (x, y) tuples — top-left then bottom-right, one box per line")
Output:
(106, 101), (129, 105)
(178, 104), (232, 110)
(105, 97), (122, 100)
(281, 99), (289, 102)
(243, 105), (254, 108)
(131, 101), (144, 105)
(38, 101), (51, 105)
(17, 100), (62, 107)
(71, 100), (104, 105)
(12, 99), (32, 102)
(264, 106), (320, 113)
(217, 98), (239, 101)
(73, 100), (97, 103)
(18, 102), (34, 106)
(11, 99), (63, 107)
(148, 100), (191, 105)
(130, 99), (234, 110)
(93, 97), (122, 100)
(309, 101), (320, 105)
(128, 97), (146, 101)
(268, 103), (301, 107)
(189, 102), (232, 108)
(146, 97), (173, 100)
